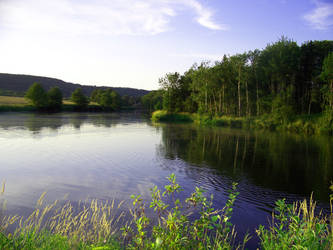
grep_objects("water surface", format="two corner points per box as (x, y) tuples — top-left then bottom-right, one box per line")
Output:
(0, 112), (332, 248)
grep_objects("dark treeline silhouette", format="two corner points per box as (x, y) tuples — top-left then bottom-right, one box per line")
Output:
(143, 38), (333, 120)
(0, 73), (149, 98)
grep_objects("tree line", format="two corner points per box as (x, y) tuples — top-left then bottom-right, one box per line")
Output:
(25, 83), (130, 111)
(143, 38), (333, 121)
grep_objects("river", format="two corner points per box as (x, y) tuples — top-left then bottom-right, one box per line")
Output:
(0, 112), (332, 248)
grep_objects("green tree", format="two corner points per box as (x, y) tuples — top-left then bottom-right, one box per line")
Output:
(141, 90), (164, 112)
(90, 89), (100, 103)
(99, 90), (113, 109)
(320, 52), (333, 110)
(71, 88), (89, 109)
(159, 72), (185, 112)
(110, 91), (121, 110)
(47, 87), (63, 110)
(25, 82), (48, 109)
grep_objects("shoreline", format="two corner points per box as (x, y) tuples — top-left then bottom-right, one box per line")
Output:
(151, 110), (333, 136)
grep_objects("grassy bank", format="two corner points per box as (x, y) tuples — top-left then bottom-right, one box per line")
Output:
(151, 110), (193, 123)
(0, 96), (109, 113)
(1, 175), (332, 249)
(152, 110), (333, 136)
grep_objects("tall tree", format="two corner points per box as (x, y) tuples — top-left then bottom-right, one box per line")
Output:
(320, 52), (333, 110)
(71, 88), (89, 109)
(25, 82), (48, 109)
(47, 87), (63, 110)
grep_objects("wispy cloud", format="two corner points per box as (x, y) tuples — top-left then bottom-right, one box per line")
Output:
(178, 0), (228, 30)
(0, 0), (226, 36)
(304, 1), (333, 30)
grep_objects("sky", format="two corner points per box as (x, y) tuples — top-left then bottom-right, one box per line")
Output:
(0, 0), (332, 90)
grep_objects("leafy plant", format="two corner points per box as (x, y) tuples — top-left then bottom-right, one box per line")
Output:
(257, 195), (332, 249)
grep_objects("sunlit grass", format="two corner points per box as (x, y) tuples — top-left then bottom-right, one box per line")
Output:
(0, 96), (28, 106)
(1, 194), (126, 249)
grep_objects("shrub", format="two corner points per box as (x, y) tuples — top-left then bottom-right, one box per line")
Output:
(257, 196), (332, 249)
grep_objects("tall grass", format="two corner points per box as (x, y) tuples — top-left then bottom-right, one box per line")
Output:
(1, 197), (125, 249)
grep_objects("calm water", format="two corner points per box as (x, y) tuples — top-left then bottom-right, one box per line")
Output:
(0, 112), (332, 248)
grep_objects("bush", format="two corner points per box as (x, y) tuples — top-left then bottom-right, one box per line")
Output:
(123, 174), (246, 249)
(257, 196), (331, 249)
(151, 110), (193, 123)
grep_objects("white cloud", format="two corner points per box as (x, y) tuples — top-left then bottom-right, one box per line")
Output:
(304, 1), (333, 30)
(0, 0), (226, 36)
(177, 0), (227, 30)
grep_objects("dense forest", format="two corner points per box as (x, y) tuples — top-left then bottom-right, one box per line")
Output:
(0, 73), (149, 98)
(143, 38), (333, 122)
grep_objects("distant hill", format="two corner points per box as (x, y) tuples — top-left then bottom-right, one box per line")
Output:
(0, 73), (150, 98)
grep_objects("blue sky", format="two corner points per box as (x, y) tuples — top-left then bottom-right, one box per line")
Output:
(0, 0), (332, 90)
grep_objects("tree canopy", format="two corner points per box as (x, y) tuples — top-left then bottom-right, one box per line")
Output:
(151, 38), (332, 120)
(47, 87), (63, 110)
(25, 82), (48, 109)
(71, 88), (89, 109)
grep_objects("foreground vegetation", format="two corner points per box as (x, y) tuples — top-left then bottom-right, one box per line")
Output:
(1, 175), (332, 249)
(152, 110), (333, 135)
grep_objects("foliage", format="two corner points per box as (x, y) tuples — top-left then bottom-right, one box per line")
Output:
(24, 83), (48, 109)
(47, 87), (63, 110)
(151, 109), (333, 135)
(151, 110), (193, 123)
(24, 84), (64, 111)
(71, 88), (89, 109)
(320, 52), (333, 112)
(141, 90), (163, 112)
(157, 38), (332, 119)
(0, 176), (332, 249)
(90, 89), (122, 110)
(257, 196), (332, 249)
(123, 173), (246, 249)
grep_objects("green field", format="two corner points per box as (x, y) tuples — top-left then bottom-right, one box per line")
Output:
(0, 96), (28, 106)
(0, 96), (79, 105)
(0, 96), (103, 112)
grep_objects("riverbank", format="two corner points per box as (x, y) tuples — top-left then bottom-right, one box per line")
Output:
(152, 110), (333, 136)
(1, 175), (331, 249)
